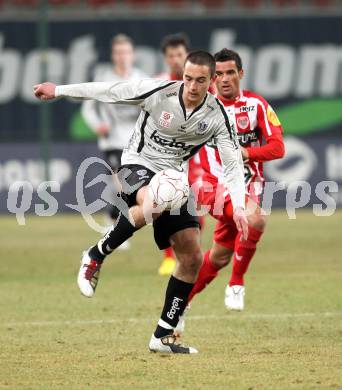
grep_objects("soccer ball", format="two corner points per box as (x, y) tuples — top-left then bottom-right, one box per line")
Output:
(148, 169), (189, 211)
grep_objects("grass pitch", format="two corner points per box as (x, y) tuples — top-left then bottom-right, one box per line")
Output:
(1, 210), (341, 389)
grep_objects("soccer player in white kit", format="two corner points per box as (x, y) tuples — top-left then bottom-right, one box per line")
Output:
(157, 33), (206, 276)
(34, 51), (248, 354)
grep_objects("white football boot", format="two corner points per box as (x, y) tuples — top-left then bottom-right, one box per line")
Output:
(149, 334), (198, 354)
(77, 249), (102, 298)
(225, 285), (245, 311)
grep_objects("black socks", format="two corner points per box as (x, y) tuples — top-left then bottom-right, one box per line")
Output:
(89, 212), (138, 262)
(154, 275), (194, 338)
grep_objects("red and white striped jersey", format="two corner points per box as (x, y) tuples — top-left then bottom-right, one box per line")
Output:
(200, 90), (284, 200)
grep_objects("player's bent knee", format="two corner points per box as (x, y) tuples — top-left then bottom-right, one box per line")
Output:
(211, 251), (232, 269)
(170, 228), (201, 253)
(248, 209), (267, 232)
(180, 251), (203, 275)
(129, 204), (148, 228)
(213, 255), (231, 269)
(252, 213), (267, 231)
(210, 243), (233, 269)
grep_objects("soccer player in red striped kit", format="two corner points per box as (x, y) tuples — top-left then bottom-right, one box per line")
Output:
(176, 48), (285, 330)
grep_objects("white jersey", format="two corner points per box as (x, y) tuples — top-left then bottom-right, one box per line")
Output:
(81, 65), (147, 151)
(56, 78), (245, 209)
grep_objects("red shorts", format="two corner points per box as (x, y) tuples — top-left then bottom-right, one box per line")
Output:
(199, 182), (253, 250)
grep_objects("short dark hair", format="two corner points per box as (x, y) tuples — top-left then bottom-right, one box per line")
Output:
(214, 48), (243, 71)
(185, 50), (216, 77)
(161, 33), (190, 54)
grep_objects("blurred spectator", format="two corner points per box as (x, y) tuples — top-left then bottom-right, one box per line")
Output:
(157, 33), (190, 81)
(81, 34), (147, 244)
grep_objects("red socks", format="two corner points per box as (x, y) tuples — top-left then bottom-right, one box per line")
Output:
(188, 250), (219, 303)
(184, 226), (263, 303)
(229, 226), (263, 286)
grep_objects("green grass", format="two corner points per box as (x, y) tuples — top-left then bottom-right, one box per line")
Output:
(1, 210), (342, 389)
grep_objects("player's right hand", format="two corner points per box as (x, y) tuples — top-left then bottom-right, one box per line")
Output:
(233, 207), (249, 240)
(33, 82), (57, 101)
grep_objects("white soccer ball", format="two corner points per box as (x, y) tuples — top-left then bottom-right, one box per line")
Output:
(148, 169), (189, 211)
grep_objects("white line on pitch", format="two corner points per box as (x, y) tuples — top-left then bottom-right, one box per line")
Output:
(1, 311), (340, 328)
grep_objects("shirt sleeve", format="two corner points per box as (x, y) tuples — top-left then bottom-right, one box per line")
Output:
(247, 98), (285, 162)
(247, 133), (285, 162)
(55, 78), (176, 108)
(214, 104), (246, 211)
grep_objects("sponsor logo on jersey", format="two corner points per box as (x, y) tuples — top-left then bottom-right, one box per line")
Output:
(238, 129), (258, 146)
(166, 92), (177, 98)
(159, 111), (174, 128)
(240, 105), (255, 113)
(167, 297), (183, 320)
(237, 115), (250, 130)
(267, 105), (281, 126)
(150, 130), (193, 151)
(196, 120), (208, 134)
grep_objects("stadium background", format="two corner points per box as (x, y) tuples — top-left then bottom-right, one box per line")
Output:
(0, 0), (341, 212)
(1, 2), (341, 389)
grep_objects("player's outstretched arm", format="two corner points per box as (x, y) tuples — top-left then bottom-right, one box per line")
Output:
(34, 82), (57, 101)
(34, 78), (174, 107)
(34, 81), (116, 102)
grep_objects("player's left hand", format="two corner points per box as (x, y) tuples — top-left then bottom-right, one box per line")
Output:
(33, 82), (57, 101)
(241, 147), (249, 162)
(233, 207), (249, 240)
